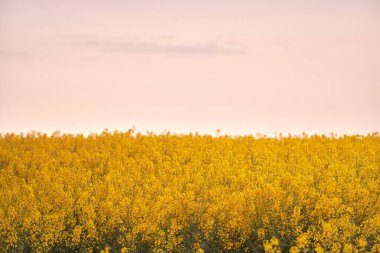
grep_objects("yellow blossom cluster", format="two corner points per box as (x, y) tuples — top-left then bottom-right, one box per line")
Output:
(0, 130), (379, 252)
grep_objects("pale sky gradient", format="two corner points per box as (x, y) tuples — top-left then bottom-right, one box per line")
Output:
(1, 0), (379, 136)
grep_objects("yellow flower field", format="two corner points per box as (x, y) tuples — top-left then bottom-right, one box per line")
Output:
(0, 131), (379, 252)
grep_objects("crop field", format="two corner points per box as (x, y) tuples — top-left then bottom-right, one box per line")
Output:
(0, 131), (379, 252)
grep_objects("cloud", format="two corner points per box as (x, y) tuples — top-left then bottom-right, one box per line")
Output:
(70, 36), (246, 56)
(0, 49), (33, 61)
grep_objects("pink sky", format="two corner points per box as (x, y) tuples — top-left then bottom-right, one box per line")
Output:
(1, 0), (379, 135)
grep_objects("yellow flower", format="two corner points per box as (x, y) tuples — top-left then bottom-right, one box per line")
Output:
(289, 246), (300, 253)
(258, 228), (265, 239)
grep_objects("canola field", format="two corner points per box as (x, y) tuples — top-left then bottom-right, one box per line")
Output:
(0, 131), (379, 252)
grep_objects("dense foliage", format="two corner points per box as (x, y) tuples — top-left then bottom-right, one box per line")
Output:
(0, 131), (379, 252)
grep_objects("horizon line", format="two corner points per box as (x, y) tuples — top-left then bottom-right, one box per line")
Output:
(1, 128), (379, 139)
